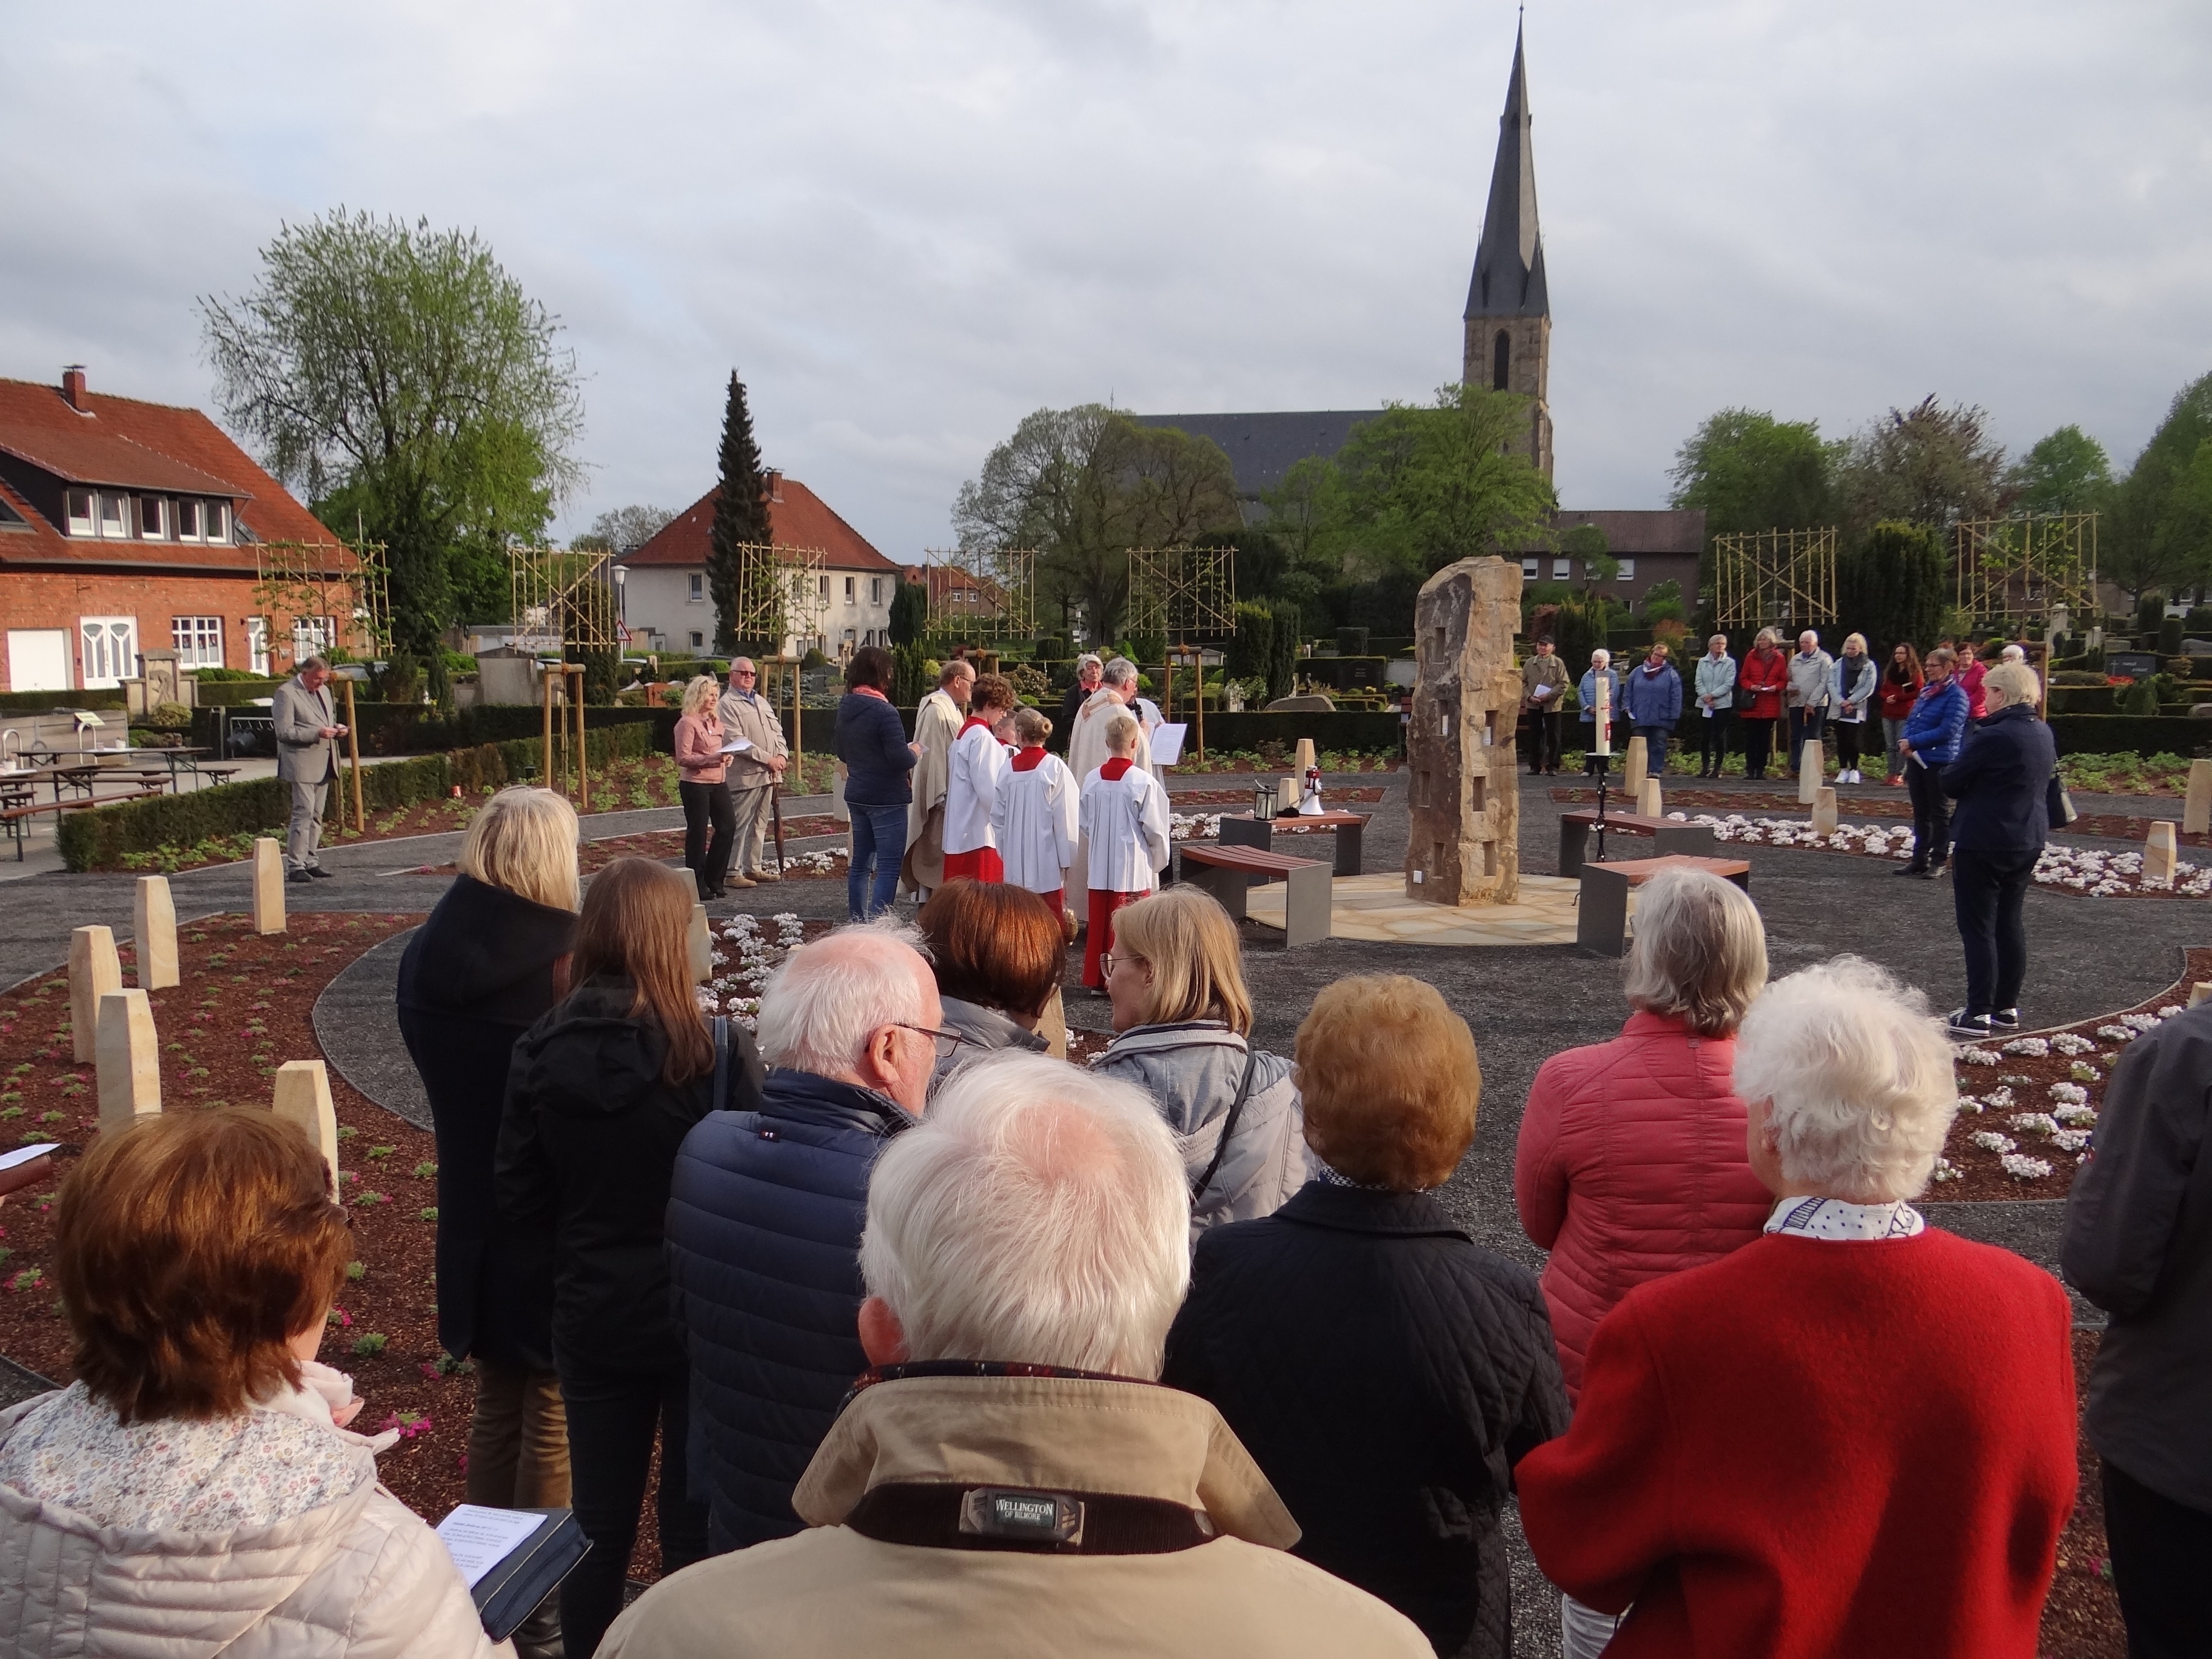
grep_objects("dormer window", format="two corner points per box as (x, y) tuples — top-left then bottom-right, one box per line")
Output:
(65, 490), (94, 535)
(176, 499), (201, 540)
(98, 494), (129, 538)
(139, 497), (167, 539)
(205, 501), (229, 543)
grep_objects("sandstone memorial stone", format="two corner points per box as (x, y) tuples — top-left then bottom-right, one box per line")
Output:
(2185, 757), (2211, 838)
(2145, 820), (2179, 887)
(1623, 735), (1648, 800)
(1637, 777), (1663, 818)
(252, 837), (286, 934)
(1811, 786), (1839, 835)
(1797, 739), (1825, 805)
(134, 876), (180, 991)
(1406, 555), (1522, 907)
(96, 988), (161, 1128)
(69, 925), (122, 1065)
(273, 1060), (340, 1190)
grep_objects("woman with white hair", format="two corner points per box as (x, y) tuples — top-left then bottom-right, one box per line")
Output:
(1575, 648), (1619, 751)
(1518, 958), (2078, 1659)
(1938, 659), (2057, 1041)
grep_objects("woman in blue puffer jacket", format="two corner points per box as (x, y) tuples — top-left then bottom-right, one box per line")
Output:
(1897, 645), (1970, 877)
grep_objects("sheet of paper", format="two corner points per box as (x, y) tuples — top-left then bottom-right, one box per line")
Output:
(1149, 723), (1188, 767)
(0, 1144), (56, 1172)
(437, 1505), (544, 1589)
(718, 738), (753, 754)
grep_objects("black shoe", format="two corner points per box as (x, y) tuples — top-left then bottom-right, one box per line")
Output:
(287, 869), (312, 884)
(1948, 1008), (1992, 1041)
(1894, 863), (1928, 877)
(1989, 1008), (2021, 1031)
(306, 865), (337, 879)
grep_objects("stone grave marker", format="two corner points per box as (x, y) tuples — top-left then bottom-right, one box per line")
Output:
(2185, 759), (2211, 838)
(1623, 736), (1649, 800)
(688, 903), (713, 983)
(1811, 786), (1839, 835)
(1797, 739), (1825, 806)
(2145, 821), (2179, 887)
(273, 1061), (341, 1192)
(252, 837), (286, 934)
(1636, 777), (1663, 818)
(96, 988), (162, 1127)
(1293, 737), (1317, 777)
(134, 876), (180, 991)
(1404, 555), (1521, 905)
(70, 925), (122, 1064)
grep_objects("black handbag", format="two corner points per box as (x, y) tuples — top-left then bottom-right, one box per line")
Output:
(2046, 772), (2077, 830)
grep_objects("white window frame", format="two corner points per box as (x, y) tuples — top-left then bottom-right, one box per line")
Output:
(688, 629), (705, 649)
(244, 617), (270, 675)
(79, 616), (138, 688)
(688, 572), (704, 601)
(1617, 559), (1636, 580)
(97, 494), (129, 539)
(818, 575), (829, 600)
(140, 497), (167, 540)
(65, 489), (95, 536)
(1521, 557), (1540, 578)
(204, 501), (229, 543)
(172, 615), (223, 668)
(1552, 558), (1572, 580)
(176, 498), (201, 541)
(870, 578), (882, 605)
(291, 615), (333, 665)
(843, 575), (856, 604)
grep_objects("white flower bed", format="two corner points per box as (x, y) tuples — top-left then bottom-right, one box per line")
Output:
(2070, 1061), (2100, 1082)
(1685, 813), (2212, 896)
(2009, 1111), (2061, 1138)
(1168, 813), (1224, 842)
(2000, 1153), (2055, 1181)
(2002, 1037), (2050, 1058)
(2054, 1104), (2099, 1127)
(1956, 1047), (2000, 1067)
(1969, 1130), (2016, 1155)
(701, 913), (811, 1028)
(1931, 1157), (1962, 1184)
(2049, 1033), (2097, 1056)
(2051, 1129), (2094, 1155)
(2048, 1082), (2090, 1106)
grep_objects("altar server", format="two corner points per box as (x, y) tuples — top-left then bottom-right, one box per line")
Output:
(993, 705), (1080, 922)
(1079, 711), (1171, 989)
(942, 673), (1017, 883)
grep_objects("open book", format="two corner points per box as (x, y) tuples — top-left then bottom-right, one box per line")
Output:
(437, 1506), (592, 1640)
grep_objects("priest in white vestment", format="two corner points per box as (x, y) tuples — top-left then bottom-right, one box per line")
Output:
(901, 657), (973, 897)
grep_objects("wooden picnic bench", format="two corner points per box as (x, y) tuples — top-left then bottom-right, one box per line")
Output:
(1216, 809), (1372, 877)
(1, 796), (111, 860)
(1557, 808), (1715, 877)
(1577, 853), (1752, 957)
(1176, 842), (1333, 948)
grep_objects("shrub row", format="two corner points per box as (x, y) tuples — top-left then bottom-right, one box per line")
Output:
(56, 723), (653, 871)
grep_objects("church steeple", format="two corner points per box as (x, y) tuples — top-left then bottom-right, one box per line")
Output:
(1463, 23), (1554, 477)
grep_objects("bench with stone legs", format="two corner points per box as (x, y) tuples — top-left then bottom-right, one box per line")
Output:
(1556, 809), (1715, 877)
(1577, 853), (1752, 957)
(1175, 842), (1332, 948)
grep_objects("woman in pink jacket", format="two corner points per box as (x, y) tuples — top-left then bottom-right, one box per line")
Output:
(1514, 865), (1773, 1404)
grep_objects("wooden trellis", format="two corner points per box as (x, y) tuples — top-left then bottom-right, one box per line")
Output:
(726, 541), (828, 657)
(1954, 514), (2097, 625)
(918, 548), (1035, 643)
(252, 540), (387, 668)
(509, 546), (623, 655)
(1713, 528), (1838, 629)
(1126, 545), (1238, 645)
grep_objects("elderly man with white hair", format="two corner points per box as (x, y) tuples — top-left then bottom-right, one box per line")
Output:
(664, 923), (950, 1553)
(604, 1052), (1430, 1659)
(1518, 957), (2077, 1659)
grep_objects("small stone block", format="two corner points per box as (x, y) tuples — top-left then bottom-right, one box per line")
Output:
(2145, 820), (2179, 886)
(96, 988), (161, 1128)
(70, 925), (122, 1064)
(1277, 776), (1299, 814)
(1811, 786), (1839, 835)
(252, 837), (286, 934)
(2190, 980), (2211, 1008)
(1623, 736), (1649, 800)
(1797, 740), (1825, 805)
(1636, 778), (1663, 818)
(688, 902), (713, 983)
(134, 876), (180, 991)
(272, 1060), (341, 1193)
(1293, 738), (1317, 777)
(2185, 759), (2212, 838)
(1039, 985), (1068, 1060)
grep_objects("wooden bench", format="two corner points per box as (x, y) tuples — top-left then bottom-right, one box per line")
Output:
(1176, 842), (1333, 948)
(193, 763), (245, 786)
(1578, 854), (1752, 958)
(1, 796), (105, 860)
(1557, 808), (1715, 877)
(1217, 809), (1372, 876)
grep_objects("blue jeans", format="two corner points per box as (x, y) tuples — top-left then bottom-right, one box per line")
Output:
(848, 802), (907, 920)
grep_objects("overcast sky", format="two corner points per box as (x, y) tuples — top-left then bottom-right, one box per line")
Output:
(5, 0), (2208, 557)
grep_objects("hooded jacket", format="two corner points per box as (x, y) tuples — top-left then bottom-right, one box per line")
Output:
(665, 1067), (917, 1552)
(396, 874), (575, 1369)
(1091, 1022), (1309, 1238)
(0, 1382), (499, 1659)
(1621, 661), (1682, 728)
(497, 977), (763, 1375)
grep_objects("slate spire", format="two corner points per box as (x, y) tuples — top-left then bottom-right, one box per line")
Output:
(1465, 23), (1547, 321)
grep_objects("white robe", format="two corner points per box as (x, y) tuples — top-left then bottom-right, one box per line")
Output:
(1079, 763), (1171, 894)
(943, 722), (1010, 856)
(1066, 689), (1152, 900)
(903, 687), (965, 891)
(993, 754), (1079, 894)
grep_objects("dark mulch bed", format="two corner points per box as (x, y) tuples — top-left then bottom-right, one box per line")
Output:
(2045, 1329), (2126, 1659)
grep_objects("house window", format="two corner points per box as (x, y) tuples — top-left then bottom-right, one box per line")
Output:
(1617, 559), (1636, 580)
(844, 576), (856, 604)
(244, 617), (270, 675)
(175, 499), (201, 540)
(688, 573), (704, 600)
(292, 616), (333, 666)
(1521, 557), (1539, 578)
(1552, 558), (1571, 580)
(870, 578), (882, 605)
(204, 501), (229, 543)
(140, 497), (167, 539)
(0, 496), (28, 532)
(818, 575), (829, 599)
(172, 616), (223, 668)
(65, 490), (95, 536)
(98, 494), (129, 538)
(79, 616), (138, 688)
(688, 630), (705, 649)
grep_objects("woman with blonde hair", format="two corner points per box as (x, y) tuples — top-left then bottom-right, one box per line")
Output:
(1090, 885), (1309, 1233)
(1832, 631), (1879, 784)
(1167, 976), (1568, 1659)
(396, 786), (581, 1612)
(0, 1110), (498, 1656)
(498, 857), (763, 1658)
(674, 672), (737, 899)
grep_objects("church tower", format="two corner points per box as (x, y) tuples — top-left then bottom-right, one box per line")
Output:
(1463, 25), (1553, 478)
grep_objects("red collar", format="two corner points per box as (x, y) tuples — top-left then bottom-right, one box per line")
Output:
(851, 685), (890, 703)
(959, 716), (994, 737)
(1012, 745), (1047, 772)
(1101, 756), (1135, 782)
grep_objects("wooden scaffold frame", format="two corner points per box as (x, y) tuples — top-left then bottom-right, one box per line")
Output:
(920, 548), (1036, 646)
(727, 541), (829, 659)
(509, 546), (625, 808)
(252, 540), (389, 671)
(1954, 514), (2098, 627)
(1712, 528), (1838, 631)
(1126, 544), (1237, 760)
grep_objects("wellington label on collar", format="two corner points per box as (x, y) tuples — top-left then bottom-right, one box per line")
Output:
(960, 1486), (1085, 1545)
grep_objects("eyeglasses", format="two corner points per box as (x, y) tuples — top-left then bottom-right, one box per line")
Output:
(733, 669), (757, 678)
(1099, 952), (1145, 977)
(894, 1022), (967, 1062)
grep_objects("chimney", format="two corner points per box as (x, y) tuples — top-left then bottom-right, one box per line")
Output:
(764, 469), (783, 503)
(61, 366), (88, 412)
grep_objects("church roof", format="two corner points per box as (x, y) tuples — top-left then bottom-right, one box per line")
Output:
(1464, 24), (1548, 322)
(1128, 409), (1385, 499)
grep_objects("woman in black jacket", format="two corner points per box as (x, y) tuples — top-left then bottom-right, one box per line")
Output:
(497, 856), (764, 1659)
(1164, 974), (1568, 1659)
(833, 644), (917, 920)
(394, 786), (579, 1525)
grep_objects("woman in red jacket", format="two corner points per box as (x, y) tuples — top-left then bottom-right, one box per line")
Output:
(1734, 629), (1789, 781)
(1875, 642), (1923, 785)
(1518, 957), (2077, 1659)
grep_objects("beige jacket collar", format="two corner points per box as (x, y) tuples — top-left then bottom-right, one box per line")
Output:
(794, 1373), (1299, 1549)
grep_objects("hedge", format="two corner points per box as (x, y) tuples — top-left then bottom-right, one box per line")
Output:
(0, 689), (125, 716)
(56, 723), (654, 871)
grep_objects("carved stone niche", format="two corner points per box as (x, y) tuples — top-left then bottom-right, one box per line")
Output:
(1404, 556), (1523, 906)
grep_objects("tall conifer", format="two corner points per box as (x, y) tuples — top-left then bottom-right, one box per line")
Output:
(708, 371), (771, 654)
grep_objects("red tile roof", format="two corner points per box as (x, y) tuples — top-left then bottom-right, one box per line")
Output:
(0, 375), (338, 568)
(622, 477), (898, 573)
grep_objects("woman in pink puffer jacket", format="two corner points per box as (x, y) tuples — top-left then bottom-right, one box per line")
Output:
(1514, 866), (1774, 1403)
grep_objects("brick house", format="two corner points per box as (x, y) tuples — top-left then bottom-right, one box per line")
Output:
(0, 367), (348, 692)
(617, 471), (899, 657)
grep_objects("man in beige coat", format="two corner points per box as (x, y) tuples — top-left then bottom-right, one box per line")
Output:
(271, 655), (345, 882)
(902, 658), (973, 898)
(599, 1052), (1427, 1659)
(717, 659), (789, 884)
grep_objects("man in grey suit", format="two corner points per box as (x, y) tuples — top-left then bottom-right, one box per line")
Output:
(716, 657), (789, 885)
(273, 655), (346, 882)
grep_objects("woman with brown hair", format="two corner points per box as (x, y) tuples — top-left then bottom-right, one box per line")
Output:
(498, 856), (764, 1659)
(0, 1110), (497, 1656)
(917, 879), (1065, 1079)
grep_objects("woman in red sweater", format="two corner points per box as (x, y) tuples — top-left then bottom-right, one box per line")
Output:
(1875, 642), (1924, 785)
(1734, 630), (1789, 781)
(1518, 957), (2078, 1659)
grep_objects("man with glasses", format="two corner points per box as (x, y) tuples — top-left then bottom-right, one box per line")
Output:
(665, 926), (946, 1553)
(717, 658), (790, 885)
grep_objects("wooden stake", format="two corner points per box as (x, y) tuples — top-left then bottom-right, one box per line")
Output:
(542, 664), (557, 793)
(252, 837), (286, 934)
(572, 665), (589, 812)
(272, 1060), (341, 1193)
(69, 925), (122, 1064)
(133, 876), (179, 990)
(96, 988), (161, 1128)
(342, 677), (364, 833)
(1039, 984), (1068, 1060)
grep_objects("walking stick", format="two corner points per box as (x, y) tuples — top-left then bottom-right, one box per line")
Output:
(770, 781), (786, 876)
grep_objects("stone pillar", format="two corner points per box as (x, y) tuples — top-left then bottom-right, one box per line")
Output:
(96, 988), (162, 1128)
(1276, 776), (1298, 815)
(1636, 777), (1663, 818)
(2188, 980), (2210, 1008)
(2185, 759), (2212, 838)
(1623, 736), (1649, 801)
(134, 876), (180, 991)
(70, 925), (122, 1064)
(1811, 786), (1840, 835)
(273, 1060), (341, 1193)
(688, 902), (713, 983)
(1797, 740), (1825, 805)
(252, 837), (286, 934)
(1039, 985), (1068, 1061)
(2145, 821), (2179, 888)
(1293, 737), (1317, 777)
(1405, 556), (1522, 906)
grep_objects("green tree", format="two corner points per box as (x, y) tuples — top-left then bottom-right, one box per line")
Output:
(888, 581), (930, 647)
(1224, 601), (1275, 687)
(2107, 373), (2212, 603)
(1266, 598), (1302, 703)
(582, 504), (677, 555)
(1840, 521), (1949, 659)
(1560, 522), (1619, 589)
(2005, 426), (2112, 515)
(708, 372), (771, 654)
(202, 210), (583, 703)
(1668, 408), (1841, 606)
(1837, 397), (2009, 532)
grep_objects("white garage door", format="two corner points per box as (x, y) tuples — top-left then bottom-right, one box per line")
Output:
(5, 630), (70, 692)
